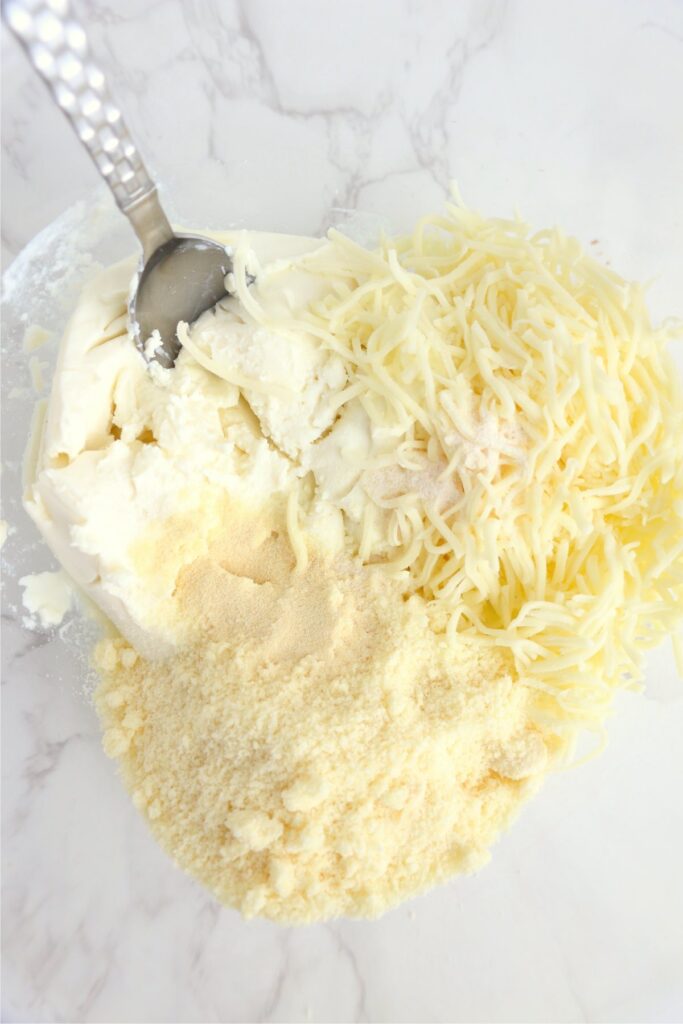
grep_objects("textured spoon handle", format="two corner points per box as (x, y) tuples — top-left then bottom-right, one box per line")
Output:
(4, 0), (157, 214)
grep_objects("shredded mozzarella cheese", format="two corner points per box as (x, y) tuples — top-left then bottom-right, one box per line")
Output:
(213, 196), (683, 735)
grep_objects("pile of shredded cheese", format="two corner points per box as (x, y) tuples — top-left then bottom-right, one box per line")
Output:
(226, 197), (683, 740)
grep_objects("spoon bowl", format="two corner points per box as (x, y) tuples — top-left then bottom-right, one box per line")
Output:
(130, 235), (232, 368)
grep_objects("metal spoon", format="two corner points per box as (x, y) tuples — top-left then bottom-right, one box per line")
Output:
(3, 0), (233, 368)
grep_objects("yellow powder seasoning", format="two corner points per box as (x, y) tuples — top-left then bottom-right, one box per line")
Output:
(95, 550), (550, 923)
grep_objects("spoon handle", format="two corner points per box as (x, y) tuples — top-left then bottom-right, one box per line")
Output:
(3, 0), (174, 259)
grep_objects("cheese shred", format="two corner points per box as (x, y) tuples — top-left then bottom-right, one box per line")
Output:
(233, 195), (683, 737)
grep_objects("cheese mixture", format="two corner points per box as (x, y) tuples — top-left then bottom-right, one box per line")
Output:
(24, 197), (683, 921)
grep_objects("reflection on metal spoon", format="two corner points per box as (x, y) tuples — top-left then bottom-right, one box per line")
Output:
(130, 235), (233, 368)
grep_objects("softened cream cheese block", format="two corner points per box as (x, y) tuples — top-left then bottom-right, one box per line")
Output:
(24, 232), (334, 655)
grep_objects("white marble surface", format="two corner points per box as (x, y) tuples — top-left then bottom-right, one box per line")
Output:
(2, 1), (683, 1021)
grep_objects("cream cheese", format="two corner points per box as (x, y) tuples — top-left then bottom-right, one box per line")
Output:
(24, 233), (332, 654)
